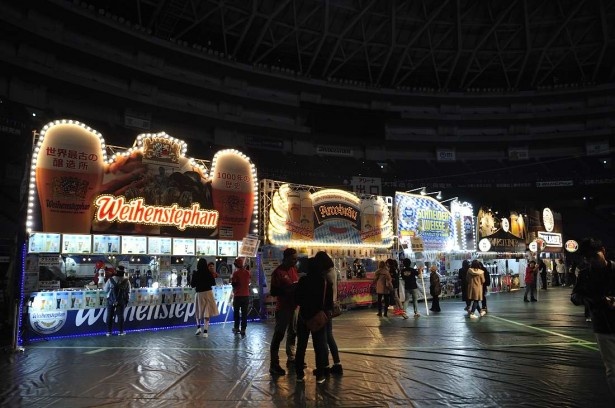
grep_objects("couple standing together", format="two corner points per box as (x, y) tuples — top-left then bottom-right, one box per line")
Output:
(269, 248), (343, 384)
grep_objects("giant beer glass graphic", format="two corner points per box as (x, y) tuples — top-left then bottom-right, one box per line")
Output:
(361, 198), (382, 243)
(36, 124), (104, 233)
(287, 190), (313, 241)
(211, 151), (255, 240)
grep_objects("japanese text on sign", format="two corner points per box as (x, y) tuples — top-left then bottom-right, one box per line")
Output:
(216, 171), (250, 190)
(46, 146), (99, 171)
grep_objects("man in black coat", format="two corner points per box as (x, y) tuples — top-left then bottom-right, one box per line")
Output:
(571, 238), (615, 397)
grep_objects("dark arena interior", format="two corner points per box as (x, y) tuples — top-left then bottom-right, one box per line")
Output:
(0, 1), (615, 406)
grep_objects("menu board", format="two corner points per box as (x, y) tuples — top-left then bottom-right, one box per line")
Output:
(196, 239), (217, 256)
(92, 235), (120, 254)
(173, 238), (195, 256)
(238, 237), (260, 257)
(62, 234), (92, 254)
(217, 240), (238, 257)
(28, 232), (61, 253)
(148, 237), (172, 255)
(121, 235), (147, 254)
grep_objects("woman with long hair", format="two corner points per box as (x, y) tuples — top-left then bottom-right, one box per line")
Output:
(191, 258), (219, 337)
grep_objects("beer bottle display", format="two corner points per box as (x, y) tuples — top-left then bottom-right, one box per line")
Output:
(211, 150), (255, 240)
(35, 123), (105, 234)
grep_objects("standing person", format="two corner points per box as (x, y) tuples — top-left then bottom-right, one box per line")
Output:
(429, 265), (441, 312)
(401, 258), (421, 317)
(554, 258), (565, 286)
(104, 265), (131, 336)
(538, 259), (548, 290)
(479, 261), (491, 314)
(315, 251), (343, 375)
(459, 260), (471, 311)
(191, 258), (219, 338)
(386, 258), (408, 319)
(373, 260), (392, 317)
(269, 248), (299, 376)
(295, 257), (333, 384)
(570, 237), (615, 397)
(568, 261), (579, 287)
(467, 260), (485, 318)
(208, 262), (219, 278)
(523, 261), (538, 302)
(231, 257), (251, 338)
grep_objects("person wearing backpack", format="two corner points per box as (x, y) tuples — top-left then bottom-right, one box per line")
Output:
(104, 265), (131, 336)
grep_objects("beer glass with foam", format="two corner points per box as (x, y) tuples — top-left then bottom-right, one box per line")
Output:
(211, 151), (255, 240)
(35, 123), (104, 233)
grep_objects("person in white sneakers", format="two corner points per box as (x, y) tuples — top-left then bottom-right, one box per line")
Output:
(191, 258), (219, 337)
(466, 260), (486, 319)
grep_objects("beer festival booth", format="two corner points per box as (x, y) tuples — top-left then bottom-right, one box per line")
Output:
(475, 206), (530, 292)
(526, 206), (566, 285)
(394, 192), (476, 300)
(18, 120), (258, 343)
(258, 180), (395, 314)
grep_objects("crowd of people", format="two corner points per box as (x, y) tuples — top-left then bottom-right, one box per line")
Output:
(97, 237), (613, 395)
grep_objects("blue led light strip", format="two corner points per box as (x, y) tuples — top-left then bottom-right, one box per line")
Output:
(17, 242), (26, 346)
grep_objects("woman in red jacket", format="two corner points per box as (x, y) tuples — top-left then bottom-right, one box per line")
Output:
(524, 260), (538, 302)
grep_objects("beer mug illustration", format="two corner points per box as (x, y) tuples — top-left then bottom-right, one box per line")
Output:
(211, 151), (255, 240)
(287, 191), (301, 240)
(35, 123), (105, 233)
(360, 198), (382, 243)
(299, 191), (314, 240)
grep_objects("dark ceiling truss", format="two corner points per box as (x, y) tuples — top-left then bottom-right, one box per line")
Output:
(99, 0), (614, 90)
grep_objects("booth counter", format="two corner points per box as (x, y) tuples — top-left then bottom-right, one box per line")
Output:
(25, 285), (233, 341)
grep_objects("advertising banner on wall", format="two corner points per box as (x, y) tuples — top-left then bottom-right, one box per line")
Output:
(25, 286), (233, 341)
(266, 183), (393, 247)
(395, 193), (455, 252)
(27, 120), (257, 240)
(476, 207), (526, 253)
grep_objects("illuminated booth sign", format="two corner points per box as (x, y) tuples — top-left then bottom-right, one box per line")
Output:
(26, 120), (257, 240)
(527, 207), (564, 253)
(476, 207), (526, 253)
(267, 183), (393, 247)
(395, 193), (455, 252)
(449, 200), (476, 251)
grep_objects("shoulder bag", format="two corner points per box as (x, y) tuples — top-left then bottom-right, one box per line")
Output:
(305, 279), (329, 332)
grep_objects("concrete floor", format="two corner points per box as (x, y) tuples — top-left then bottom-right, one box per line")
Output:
(1, 287), (612, 407)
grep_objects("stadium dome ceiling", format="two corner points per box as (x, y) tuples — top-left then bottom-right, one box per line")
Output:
(87, 0), (615, 91)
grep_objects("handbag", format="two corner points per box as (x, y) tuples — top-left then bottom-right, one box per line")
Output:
(306, 310), (328, 332)
(305, 279), (329, 331)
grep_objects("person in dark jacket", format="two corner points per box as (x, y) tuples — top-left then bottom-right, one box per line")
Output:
(459, 260), (471, 311)
(315, 251), (343, 376)
(401, 258), (421, 317)
(538, 259), (548, 290)
(103, 265), (131, 336)
(294, 257), (333, 384)
(479, 261), (491, 313)
(429, 265), (441, 312)
(571, 237), (615, 397)
(191, 258), (219, 338)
